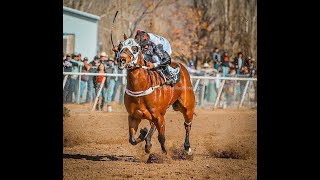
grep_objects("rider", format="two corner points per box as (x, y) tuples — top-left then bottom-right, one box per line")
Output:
(133, 30), (179, 85)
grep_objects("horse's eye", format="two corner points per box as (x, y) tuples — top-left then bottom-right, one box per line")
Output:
(132, 46), (138, 54)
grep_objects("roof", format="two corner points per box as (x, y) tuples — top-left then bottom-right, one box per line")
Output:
(63, 6), (100, 20)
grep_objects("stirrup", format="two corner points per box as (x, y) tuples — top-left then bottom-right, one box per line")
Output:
(165, 76), (175, 86)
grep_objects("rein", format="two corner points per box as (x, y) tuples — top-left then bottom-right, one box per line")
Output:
(121, 46), (165, 97)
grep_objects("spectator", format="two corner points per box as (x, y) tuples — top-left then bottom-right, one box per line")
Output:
(207, 67), (219, 103)
(79, 53), (82, 61)
(99, 52), (107, 63)
(63, 54), (73, 103)
(70, 52), (87, 103)
(79, 57), (91, 102)
(186, 60), (197, 75)
(234, 52), (244, 75)
(247, 57), (256, 78)
(213, 47), (221, 70)
(104, 57), (118, 112)
(201, 62), (211, 101)
(86, 55), (100, 103)
(221, 50), (230, 77)
(93, 63), (107, 111)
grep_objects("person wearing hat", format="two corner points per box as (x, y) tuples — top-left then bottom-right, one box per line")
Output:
(63, 53), (73, 103)
(69, 52), (91, 103)
(63, 53), (72, 69)
(245, 56), (252, 67)
(99, 52), (107, 63)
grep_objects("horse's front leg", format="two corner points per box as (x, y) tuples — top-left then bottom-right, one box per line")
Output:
(145, 122), (156, 153)
(155, 116), (167, 154)
(128, 115), (147, 145)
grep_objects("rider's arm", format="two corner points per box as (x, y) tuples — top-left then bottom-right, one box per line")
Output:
(152, 43), (171, 67)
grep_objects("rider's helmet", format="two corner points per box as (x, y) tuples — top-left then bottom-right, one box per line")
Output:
(134, 30), (150, 47)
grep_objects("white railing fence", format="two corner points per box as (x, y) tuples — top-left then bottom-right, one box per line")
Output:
(63, 71), (257, 111)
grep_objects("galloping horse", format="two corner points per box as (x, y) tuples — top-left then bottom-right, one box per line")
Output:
(116, 34), (195, 155)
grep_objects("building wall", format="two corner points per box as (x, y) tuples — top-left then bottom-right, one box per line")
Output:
(63, 11), (98, 62)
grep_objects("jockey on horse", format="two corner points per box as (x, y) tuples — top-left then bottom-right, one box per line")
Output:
(114, 30), (179, 86)
(134, 30), (180, 85)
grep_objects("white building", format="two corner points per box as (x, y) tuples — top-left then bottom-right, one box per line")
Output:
(63, 6), (100, 62)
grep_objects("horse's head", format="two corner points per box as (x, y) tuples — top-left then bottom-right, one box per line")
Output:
(117, 34), (142, 70)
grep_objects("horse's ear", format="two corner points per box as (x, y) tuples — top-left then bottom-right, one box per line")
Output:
(124, 33), (128, 40)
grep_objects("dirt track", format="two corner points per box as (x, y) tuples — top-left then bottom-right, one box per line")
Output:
(63, 103), (256, 179)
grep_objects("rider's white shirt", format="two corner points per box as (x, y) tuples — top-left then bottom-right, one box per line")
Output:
(148, 33), (172, 55)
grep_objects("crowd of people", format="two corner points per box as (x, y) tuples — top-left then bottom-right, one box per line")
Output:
(185, 47), (257, 108)
(186, 47), (257, 78)
(63, 51), (126, 112)
(63, 47), (257, 110)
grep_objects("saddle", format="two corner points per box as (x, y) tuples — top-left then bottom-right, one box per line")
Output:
(157, 64), (181, 86)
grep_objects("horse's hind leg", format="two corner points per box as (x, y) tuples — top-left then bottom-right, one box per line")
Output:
(183, 110), (193, 155)
(145, 122), (156, 153)
(174, 97), (195, 155)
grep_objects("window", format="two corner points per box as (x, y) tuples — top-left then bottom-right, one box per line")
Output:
(63, 33), (75, 54)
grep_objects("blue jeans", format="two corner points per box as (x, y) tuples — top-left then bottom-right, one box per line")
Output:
(106, 79), (116, 103)
(69, 78), (79, 103)
(111, 80), (121, 101)
(222, 66), (229, 77)
(86, 80), (95, 103)
(214, 63), (220, 70)
(80, 80), (87, 102)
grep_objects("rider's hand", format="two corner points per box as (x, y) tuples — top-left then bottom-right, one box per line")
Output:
(147, 62), (154, 69)
(112, 46), (119, 52)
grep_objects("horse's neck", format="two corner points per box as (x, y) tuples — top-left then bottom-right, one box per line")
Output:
(127, 67), (151, 92)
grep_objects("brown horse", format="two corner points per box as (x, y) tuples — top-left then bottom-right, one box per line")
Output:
(116, 35), (195, 155)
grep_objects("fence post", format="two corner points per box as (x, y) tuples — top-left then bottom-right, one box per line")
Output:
(199, 80), (206, 106)
(214, 80), (225, 109)
(63, 75), (68, 90)
(193, 79), (201, 92)
(91, 77), (106, 111)
(77, 66), (82, 104)
(239, 80), (250, 109)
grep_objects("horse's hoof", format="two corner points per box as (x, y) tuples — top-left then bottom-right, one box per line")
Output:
(185, 148), (193, 156)
(138, 127), (148, 140)
(162, 150), (167, 155)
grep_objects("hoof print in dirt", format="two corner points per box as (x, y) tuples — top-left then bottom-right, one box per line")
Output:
(146, 153), (166, 164)
(171, 147), (194, 161)
(213, 149), (242, 159)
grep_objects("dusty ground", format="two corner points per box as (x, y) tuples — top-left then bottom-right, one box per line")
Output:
(63, 103), (257, 179)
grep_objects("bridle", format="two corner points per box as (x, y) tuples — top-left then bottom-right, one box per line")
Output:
(118, 38), (148, 70)
(118, 38), (164, 97)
